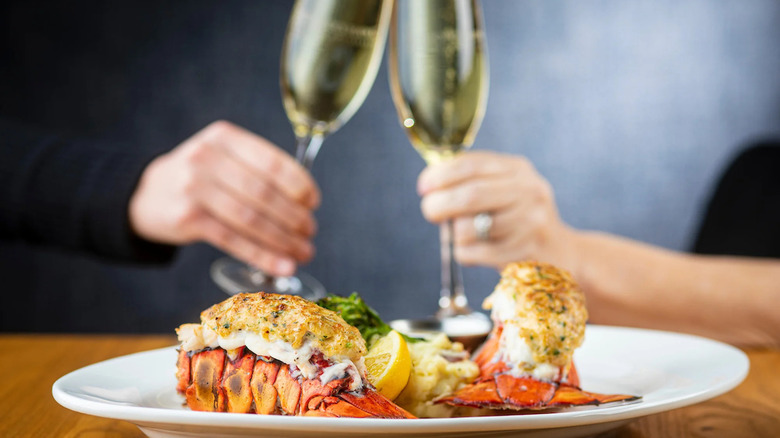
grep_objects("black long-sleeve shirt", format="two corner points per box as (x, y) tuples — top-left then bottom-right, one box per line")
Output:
(0, 118), (176, 263)
(692, 141), (780, 258)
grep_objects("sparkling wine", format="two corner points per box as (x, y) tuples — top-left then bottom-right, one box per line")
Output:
(389, 0), (488, 164)
(281, 0), (392, 138)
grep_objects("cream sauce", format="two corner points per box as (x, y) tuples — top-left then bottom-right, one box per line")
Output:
(177, 323), (364, 390)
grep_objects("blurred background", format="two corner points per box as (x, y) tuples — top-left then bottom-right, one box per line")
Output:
(1, 0), (779, 331)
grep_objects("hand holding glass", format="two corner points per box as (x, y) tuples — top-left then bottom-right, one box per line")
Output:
(211, 0), (392, 298)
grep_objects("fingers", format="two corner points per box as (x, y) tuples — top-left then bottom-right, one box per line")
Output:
(181, 121), (319, 268)
(189, 177), (314, 263)
(201, 146), (317, 237)
(417, 151), (523, 195)
(420, 176), (519, 224)
(452, 208), (512, 246)
(196, 121), (321, 209)
(455, 240), (525, 268)
(448, 182), (549, 246)
(193, 213), (298, 276)
(129, 120), (321, 276)
(417, 150), (561, 268)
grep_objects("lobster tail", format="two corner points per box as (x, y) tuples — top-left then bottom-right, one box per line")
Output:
(436, 325), (639, 411)
(177, 347), (415, 419)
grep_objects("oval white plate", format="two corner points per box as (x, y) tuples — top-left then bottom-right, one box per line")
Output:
(52, 325), (748, 438)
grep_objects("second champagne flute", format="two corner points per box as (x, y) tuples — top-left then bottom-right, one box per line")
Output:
(388, 0), (491, 347)
(211, 0), (393, 299)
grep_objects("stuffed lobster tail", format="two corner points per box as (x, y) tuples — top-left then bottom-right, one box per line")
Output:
(175, 292), (415, 419)
(436, 262), (639, 410)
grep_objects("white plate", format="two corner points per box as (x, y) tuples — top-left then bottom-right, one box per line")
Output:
(52, 325), (748, 438)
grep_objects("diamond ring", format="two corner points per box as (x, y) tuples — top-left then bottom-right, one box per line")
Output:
(473, 212), (493, 242)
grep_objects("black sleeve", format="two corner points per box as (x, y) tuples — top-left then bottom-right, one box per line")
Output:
(0, 118), (177, 264)
(692, 140), (780, 258)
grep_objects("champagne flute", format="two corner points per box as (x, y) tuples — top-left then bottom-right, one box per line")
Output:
(211, 0), (393, 299)
(388, 0), (491, 348)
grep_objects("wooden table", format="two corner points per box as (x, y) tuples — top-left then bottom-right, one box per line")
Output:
(1, 335), (778, 437)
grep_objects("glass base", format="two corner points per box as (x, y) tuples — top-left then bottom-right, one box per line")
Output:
(389, 313), (492, 352)
(210, 257), (327, 301)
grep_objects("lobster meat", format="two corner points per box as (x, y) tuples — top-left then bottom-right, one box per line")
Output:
(436, 262), (639, 411)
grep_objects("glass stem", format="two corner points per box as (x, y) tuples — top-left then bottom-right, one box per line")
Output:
(254, 134), (324, 285)
(437, 219), (470, 317)
(295, 134), (325, 170)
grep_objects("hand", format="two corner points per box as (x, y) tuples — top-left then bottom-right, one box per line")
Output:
(129, 120), (320, 276)
(417, 151), (574, 270)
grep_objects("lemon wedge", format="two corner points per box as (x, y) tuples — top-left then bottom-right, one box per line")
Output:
(364, 330), (412, 401)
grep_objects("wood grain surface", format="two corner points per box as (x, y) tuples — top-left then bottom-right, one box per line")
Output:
(1, 335), (777, 437)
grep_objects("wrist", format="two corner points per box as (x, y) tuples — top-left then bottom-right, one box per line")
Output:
(128, 152), (168, 242)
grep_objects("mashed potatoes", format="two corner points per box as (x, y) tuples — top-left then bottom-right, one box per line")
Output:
(394, 333), (480, 418)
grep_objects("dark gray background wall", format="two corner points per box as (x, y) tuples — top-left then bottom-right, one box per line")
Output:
(2, 0), (778, 331)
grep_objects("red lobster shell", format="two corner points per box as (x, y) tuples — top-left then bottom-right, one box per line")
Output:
(435, 326), (639, 410)
(176, 346), (415, 418)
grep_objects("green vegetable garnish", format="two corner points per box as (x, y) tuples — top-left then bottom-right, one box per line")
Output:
(316, 292), (421, 345)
